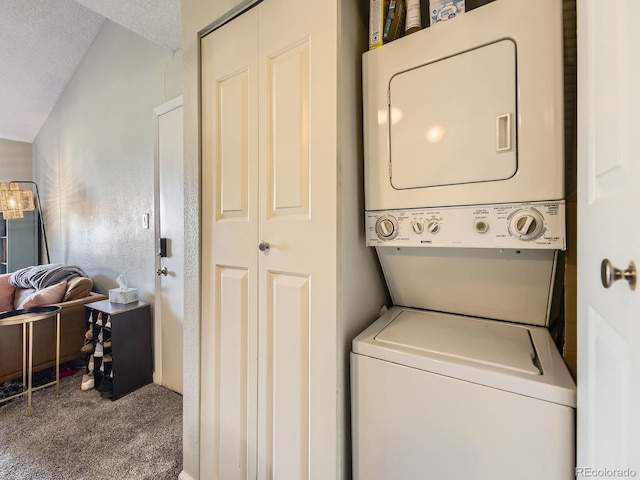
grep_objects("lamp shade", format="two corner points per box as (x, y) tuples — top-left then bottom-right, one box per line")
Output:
(0, 182), (35, 219)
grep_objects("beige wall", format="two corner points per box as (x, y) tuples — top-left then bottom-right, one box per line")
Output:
(32, 20), (182, 304)
(0, 138), (32, 182)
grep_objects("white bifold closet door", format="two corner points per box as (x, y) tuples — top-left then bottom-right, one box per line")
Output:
(200, 1), (338, 479)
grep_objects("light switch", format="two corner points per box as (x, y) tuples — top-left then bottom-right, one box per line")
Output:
(142, 213), (150, 229)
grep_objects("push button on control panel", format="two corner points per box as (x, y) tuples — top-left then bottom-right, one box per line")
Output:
(474, 220), (489, 233)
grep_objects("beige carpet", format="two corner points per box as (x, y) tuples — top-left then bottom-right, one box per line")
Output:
(0, 371), (182, 479)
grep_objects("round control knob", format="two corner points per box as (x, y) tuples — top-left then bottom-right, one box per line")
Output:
(474, 220), (489, 234)
(412, 221), (424, 234)
(509, 210), (544, 241)
(375, 215), (399, 240)
(426, 219), (440, 234)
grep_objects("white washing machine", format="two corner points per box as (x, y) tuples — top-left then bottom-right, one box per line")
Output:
(352, 306), (576, 480)
(353, 0), (576, 479)
(351, 231), (577, 479)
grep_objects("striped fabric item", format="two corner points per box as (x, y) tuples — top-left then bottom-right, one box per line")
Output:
(9, 264), (88, 290)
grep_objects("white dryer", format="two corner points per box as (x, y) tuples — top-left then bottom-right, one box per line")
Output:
(353, 0), (575, 479)
(363, 0), (565, 211)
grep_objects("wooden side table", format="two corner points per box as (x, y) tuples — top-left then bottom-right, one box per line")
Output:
(0, 305), (62, 416)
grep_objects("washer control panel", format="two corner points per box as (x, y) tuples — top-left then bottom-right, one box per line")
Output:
(366, 201), (566, 250)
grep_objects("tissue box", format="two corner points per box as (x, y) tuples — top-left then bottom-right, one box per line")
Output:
(109, 288), (139, 304)
(429, 0), (464, 24)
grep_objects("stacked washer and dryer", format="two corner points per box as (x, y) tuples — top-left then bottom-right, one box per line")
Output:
(351, 1), (576, 479)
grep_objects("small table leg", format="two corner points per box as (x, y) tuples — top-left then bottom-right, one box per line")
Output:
(28, 322), (33, 417)
(22, 323), (27, 392)
(56, 313), (60, 396)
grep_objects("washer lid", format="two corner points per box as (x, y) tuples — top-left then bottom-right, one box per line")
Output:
(353, 306), (576, 407)
(375, 310), (540, 375)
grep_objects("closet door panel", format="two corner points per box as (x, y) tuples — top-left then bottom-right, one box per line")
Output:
(217, 266), (250, 480)
(201, 9), (259, 480)
(267, 41), (310, 218)
(218, 71), (250, 219)
(257, 1), (338, 480)
(263, 272), (310, 480)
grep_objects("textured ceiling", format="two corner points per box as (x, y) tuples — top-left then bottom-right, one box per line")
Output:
(74, 0), (181, 51)
(0, 0), (181, 143)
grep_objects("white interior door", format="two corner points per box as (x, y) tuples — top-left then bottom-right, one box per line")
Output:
(201, 10), (259, 480)
(577, 0), (640, 474)
(201, 2), (337, 479)
(256, 1), (336, 479)
(155, 98), (184, 395)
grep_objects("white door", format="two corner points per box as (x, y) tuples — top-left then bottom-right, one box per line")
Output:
(155, 98), (184, 395)
(201, 1), (337, 479)
(201, 10), (260, 480)
(256, 1), (336, 479)
(577, 0), (640, 475)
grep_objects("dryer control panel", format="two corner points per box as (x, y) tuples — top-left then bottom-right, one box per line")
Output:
(366, 201), (565, 250)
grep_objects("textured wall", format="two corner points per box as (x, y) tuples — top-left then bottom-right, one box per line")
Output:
(32, 20), (181, 303)
(0, 138), (32, 181)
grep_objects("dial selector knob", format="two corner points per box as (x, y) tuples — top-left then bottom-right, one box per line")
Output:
(426, 219), (440, 234)
(375, 215), (399, 240)
(509, 209), (544, 240)
(412, 221), (424, 234)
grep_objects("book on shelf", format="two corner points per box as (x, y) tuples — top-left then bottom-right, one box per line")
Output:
(383, 0), (406, 44)
(369, 0), (389, 49)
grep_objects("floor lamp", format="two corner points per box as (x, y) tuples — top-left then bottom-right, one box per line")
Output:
(0, 181), (50, 264)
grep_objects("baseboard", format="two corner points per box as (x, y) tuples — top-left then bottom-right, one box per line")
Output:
(179, 470), (196, 480)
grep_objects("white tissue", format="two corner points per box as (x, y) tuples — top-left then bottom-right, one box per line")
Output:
(116, 272), (128, 290)
(109, 273), (138, 304)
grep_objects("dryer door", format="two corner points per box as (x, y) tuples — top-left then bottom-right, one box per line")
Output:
(389, 39), (517, 189)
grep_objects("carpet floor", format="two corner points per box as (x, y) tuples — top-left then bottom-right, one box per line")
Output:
(0, 371), (182, 480)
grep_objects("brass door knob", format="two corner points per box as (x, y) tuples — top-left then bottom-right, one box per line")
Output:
(601, 259), (636, 291)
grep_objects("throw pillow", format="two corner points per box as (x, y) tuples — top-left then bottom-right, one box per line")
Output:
(19, 280), (68, 309)
(63, 276), (93, 302)
(14, 288), (36, 309)
(0, 273), (17, 312)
